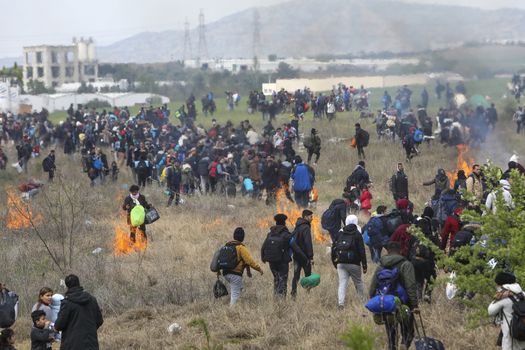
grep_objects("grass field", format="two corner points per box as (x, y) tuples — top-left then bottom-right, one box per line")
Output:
(2, 76), (522, 349)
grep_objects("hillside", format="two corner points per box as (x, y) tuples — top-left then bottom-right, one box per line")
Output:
(97, 0), (525, 63)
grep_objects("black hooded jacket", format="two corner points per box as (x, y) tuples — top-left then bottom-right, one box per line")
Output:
(55, 286), (103, 350)
(331, 224), (367, 269)
(261, 225), (292, 264)
(292, 218), (314, 262)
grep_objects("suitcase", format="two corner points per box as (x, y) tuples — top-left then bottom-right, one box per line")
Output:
(415, 313), (445, 350)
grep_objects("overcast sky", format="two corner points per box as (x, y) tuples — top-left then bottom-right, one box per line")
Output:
(1, 0), (524, 58)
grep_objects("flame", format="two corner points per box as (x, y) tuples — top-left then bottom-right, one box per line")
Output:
(5, 187), (42, 229)
(446, 144), (474, 186)
(202, 217), (225, 231)
(257, 187), (329, 242)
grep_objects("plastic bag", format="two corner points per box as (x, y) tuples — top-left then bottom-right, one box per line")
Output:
(446, 272), (457, 300)
(213, 278), (228, 299)
(130, 205), (145, 227)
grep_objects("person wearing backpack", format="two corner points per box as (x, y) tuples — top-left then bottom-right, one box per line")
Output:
(346, 161), (370, 190)
(332, 221), (367, 307)
(488, 272), (525, 350)
(364, 206), (389, 264)
(261, 214), (292, 297)
(369, 242), (419, 350)
(291, 156), (315, 209)
(166, 160), (182, 207)
(440, 207), (462, 251)
(390, 163), (408, 201)
(42, 150), (56, 183)
(218, 228), (263, 305)
(354, 123), (369, 160)
(134, 156), (151, 189)
(322, 199), (349, 241)
(290, 210), (314, 298)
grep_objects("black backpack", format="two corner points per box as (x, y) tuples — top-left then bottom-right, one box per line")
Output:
(452, 230), (472, 248)
(322, 199), (344, 232)
(42, 157), (52, 172)
(0, 289), (18, 328)
(136, 160), (148, 175)
(361, 130), (370, 147)
(262, 232), (288, 263)
(216, 242), (240, 271)
(510, 294), (525, 341)
(333, 233), (355, 264)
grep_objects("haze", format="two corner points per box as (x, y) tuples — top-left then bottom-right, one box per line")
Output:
(0, 0), (524, 57)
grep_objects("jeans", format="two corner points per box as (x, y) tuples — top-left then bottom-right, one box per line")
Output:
(167, 187), (180, 206)
(294, 190), (310, 208)
(369, 245), (382, 264)
(224, 274), (243, 305)
(337, 263), (364, 306)
(291, 260), (312, 297)
(269, 262), (289, 297)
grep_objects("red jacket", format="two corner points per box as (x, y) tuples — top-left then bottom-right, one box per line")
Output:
(390, 224), (412, 257)
(360, 190), (372, 210)
(440, 215), (460, 250)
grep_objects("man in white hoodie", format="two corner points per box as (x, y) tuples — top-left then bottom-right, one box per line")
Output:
(485, 180), (514, 214)
(488, 272), (525, 350)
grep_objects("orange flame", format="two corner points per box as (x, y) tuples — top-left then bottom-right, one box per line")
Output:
(446, 144), (474, 187)
(5, 187), (42, 229)
(257, 187), (329, 242)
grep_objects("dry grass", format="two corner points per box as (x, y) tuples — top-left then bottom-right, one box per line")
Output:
(1, 96), (522, 349)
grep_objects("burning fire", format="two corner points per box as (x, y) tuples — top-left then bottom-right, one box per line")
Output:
(446, 144), (474, 187)
(257, 187), (329, 242)
(5, 187), (42, 229)
(113, 222), (147, 256)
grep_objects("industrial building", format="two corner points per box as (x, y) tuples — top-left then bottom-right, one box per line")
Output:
(22, 37), (98, 90)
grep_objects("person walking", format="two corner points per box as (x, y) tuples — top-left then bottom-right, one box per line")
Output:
(305, 128), (321, 165)
(261, 214), (292, 298)
(291, 156), (314, 208)
(488, 272), (525, 350)
(221, 228), (263, 305)
(290, 210), (314, 298)
(42, 150), (56, 183)
(466, 164), (484, 201)
(55, 275), (103, 350)
(390, 163), (408, 201)
(354, 123), (369, 160)
(122, 185), (151, 243)
(332, 221), (367, 308)
(166, 160), (182, 207)
(369, 242), (419, 350)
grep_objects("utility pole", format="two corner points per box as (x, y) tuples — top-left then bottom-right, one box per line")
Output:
(253, 8), (261, 70)
(183, 18), (193, 62)
(197, 9), (208, 64)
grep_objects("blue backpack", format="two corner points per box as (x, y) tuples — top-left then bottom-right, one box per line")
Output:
(413, 129), (424, 143)
(93, 158), (103, 170)
(365, 267), (409, 314)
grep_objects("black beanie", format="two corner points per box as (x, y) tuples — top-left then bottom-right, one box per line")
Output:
(274, 213), (288, 226)
(233, 227), (245, 242)
(495, 272), (516, 286)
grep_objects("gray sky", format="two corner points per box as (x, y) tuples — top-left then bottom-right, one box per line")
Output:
(0, 0), (524, 58)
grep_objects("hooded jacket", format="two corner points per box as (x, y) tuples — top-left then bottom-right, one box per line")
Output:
(54, 286), (103, 350)
(292, 218), (314, 262)
(222, 241), (262, 277)
(369, 254), (418, 309)
(423, 169), (449, 195)
(292, 163), (314, 192)
(391, 170), (409, 200)
(488, 283), (525, 350)
(332, 224), (367, 269)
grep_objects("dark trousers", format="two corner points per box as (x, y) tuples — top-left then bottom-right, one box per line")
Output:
(357, 146), (365, 159)
(269, 262), (289, 297)
(307, 150), (320, 164)
(385, 312), (414, 350)
(294, 190), (310, 208)
(167, 187), (180, 206)
(48, 169), (55, 182)
(130, 224), (147, 243)
(291, 260), (312, 296)
(138, 175), (148, 188)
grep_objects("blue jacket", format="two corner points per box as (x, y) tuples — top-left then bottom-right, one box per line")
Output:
(292, 163), (313, 192)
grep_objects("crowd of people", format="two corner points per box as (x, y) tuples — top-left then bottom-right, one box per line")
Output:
(0, 79), (523, 350)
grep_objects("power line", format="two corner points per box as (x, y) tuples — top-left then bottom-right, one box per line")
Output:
(197, 9), (208, 63)
(183, 18), (193, 61)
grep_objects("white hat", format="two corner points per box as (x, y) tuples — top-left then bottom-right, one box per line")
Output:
(510, 154), (519, 163)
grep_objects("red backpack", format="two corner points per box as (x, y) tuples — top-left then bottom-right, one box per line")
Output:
(209, 161), (218, 178)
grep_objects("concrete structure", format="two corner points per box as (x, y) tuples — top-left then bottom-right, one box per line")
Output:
(262, 72), (464, 94)
(14, 93), (169, 114)
(23, 37), (98, 90)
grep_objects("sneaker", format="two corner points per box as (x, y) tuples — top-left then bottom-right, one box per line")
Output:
(337, 304), (345, 310)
